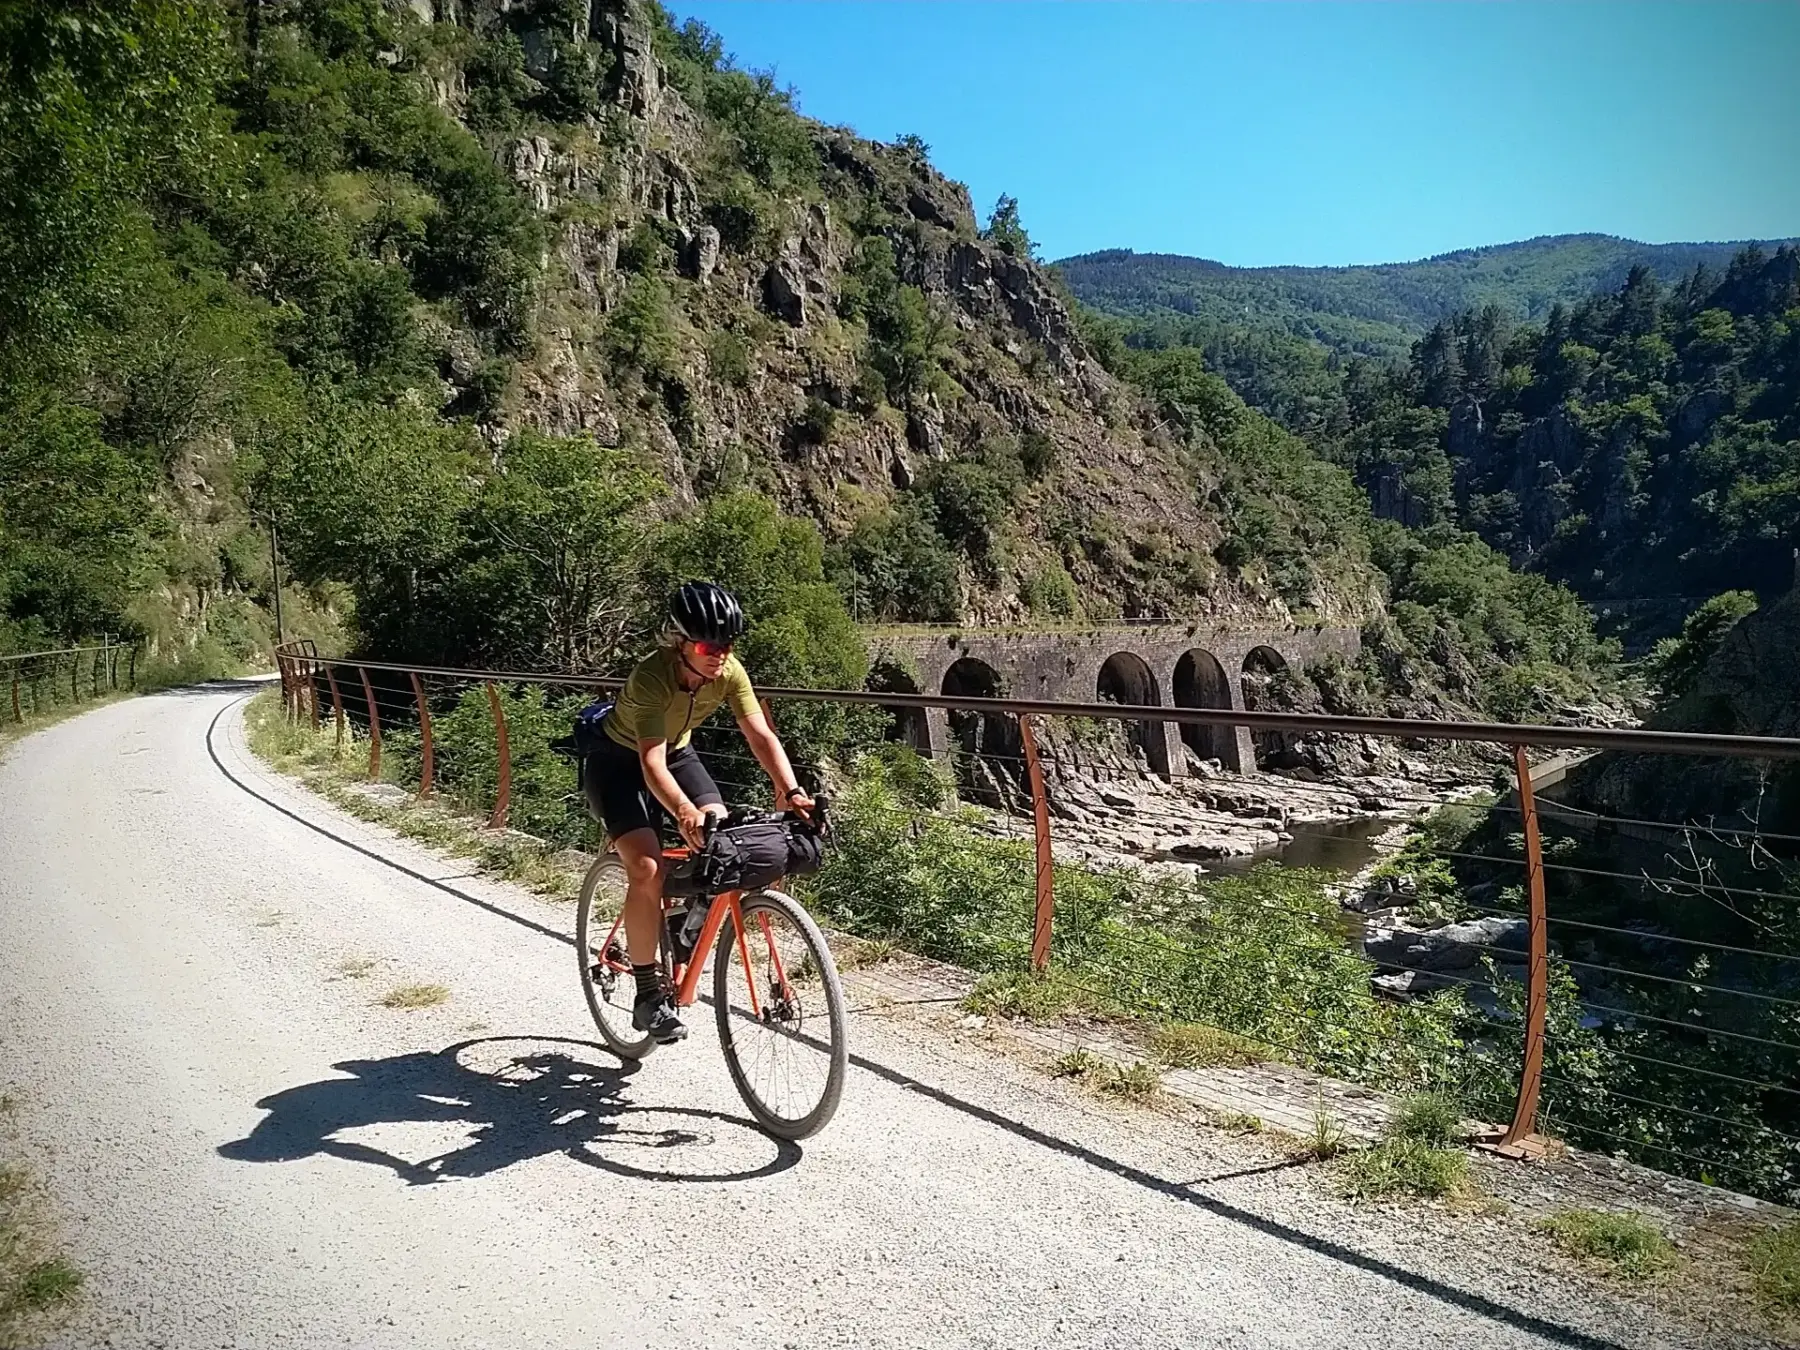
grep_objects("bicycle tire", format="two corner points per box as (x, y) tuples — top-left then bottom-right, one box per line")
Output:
(712, 888), (847, 1140)
(576, 856), (656, 1060)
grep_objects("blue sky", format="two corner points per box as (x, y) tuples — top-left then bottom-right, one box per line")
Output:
(670, 1), (1800, 268)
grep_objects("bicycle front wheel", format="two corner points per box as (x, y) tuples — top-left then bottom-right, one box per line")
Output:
(713, 889), (847, 1140)
(576, 857), (656, 1060)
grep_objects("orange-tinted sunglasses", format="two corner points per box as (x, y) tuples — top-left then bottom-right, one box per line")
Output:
(693, 639), (734, 658)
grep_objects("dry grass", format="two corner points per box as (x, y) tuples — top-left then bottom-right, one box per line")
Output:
(334, 957), (378, 980)
(1151, 1022), (1266, 1070)
(379, 983), (450, 1010)
(1, 1116), (84, 1345)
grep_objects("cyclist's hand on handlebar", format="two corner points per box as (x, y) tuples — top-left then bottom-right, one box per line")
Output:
(781, 786), (815, 820)
(676, 801), (710, 851)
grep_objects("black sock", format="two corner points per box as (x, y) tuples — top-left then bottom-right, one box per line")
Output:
(633, 963), (661, 1001)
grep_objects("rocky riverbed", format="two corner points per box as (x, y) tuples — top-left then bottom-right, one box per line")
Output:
(959, 736), (1537, 1006)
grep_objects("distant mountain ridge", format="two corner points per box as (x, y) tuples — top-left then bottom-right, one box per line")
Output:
(1057, 233), (1800, 361)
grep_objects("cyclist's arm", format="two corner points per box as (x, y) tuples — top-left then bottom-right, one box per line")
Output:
(636, 737), (696, 818)
(737, 710), (806, 810)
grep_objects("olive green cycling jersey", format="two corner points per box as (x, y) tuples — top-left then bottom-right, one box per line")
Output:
(603, 646), (759, 750)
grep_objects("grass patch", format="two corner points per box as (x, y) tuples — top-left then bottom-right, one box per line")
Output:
(335, 957), (378, 980)
(1, 1127), (84, 1343)
(1749, 1223), (1800, 1310)
(1151, 1022), (1266, 1070)
(1389, 1091), (1466, 1147)
(7, 1257), (83, 1313)
(379, 983), (450, 1009)
(963, 970), (1094, 1021)
(1337, 1135), (1473, 1202)
(1538, 1209), (1674, 1280)
(1098, 1061), (1162, 1102)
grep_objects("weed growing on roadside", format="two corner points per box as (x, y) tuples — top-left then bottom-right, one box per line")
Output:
(1538, 1210), (1673, 1280)
(335, 957), (378, 980)
(1049, 1047), (1102, 1080)
(1750, 1223), (1800, 1310)
(1337, 1135), (1472, 1202)
(1308, 1112), (1349, 1161)
(1100, 1061), (1162, 1102)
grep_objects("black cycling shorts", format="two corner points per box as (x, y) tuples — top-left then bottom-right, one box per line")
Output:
(582, 733), (723, 842)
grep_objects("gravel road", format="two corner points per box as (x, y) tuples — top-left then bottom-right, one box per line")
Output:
(0, 685), (1698, 1349)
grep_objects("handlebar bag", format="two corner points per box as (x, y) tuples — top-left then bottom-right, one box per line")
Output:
(664, 818), (824, 898)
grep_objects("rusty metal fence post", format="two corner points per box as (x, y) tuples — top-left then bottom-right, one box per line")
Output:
(358, 666), (382, 782)
(306, 647), (322, 731)
(411, 671), (434, 797)
(486, 682), (511, 829)
(1019, 714), (1055, 973)
(1499, 744), (1549, 1152)
(324, 664), (345, 755)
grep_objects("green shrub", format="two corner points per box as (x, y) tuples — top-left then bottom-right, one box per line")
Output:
(1538, 1210), (1673, 1279)
(706, 330), (752, 387)
(802, 753), (1472, 1091)
(1021, 563), (1080, 619)
(1642, 590), (1759, 699)
(421, 684), (588, 846)
(830, 502), (960, 623)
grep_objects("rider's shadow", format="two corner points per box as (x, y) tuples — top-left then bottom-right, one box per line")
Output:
(218, 1036), (800, 1185)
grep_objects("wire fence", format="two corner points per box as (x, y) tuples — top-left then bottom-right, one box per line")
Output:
(274, 642), (1800, 1201)
(2, 642), (137, 726)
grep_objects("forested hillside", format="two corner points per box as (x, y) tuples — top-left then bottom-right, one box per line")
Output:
(0, 0), (1623, 725)
(1072, 235), (1800, 650)
(1059, 234), (1795, 362)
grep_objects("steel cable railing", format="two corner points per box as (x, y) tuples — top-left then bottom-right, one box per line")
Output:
(3, 641), (138, 725)
(274, 642), (1800, 1198)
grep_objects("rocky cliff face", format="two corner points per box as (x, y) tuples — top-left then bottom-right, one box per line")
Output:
(410, 0), (1360, 625)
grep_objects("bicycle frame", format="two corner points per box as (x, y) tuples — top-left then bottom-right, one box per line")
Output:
(593, 885), (790, 1018)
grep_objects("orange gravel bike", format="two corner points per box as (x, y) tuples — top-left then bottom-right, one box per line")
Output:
(574, 809), (848, 1141)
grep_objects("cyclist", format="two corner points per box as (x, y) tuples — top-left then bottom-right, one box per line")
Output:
(584, 581), (814, 1044)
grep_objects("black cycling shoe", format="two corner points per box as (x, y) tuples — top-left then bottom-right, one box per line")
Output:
(632, 992), (688, 1044)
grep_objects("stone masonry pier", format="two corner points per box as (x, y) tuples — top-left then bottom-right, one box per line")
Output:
(865, 623), (1361, 776)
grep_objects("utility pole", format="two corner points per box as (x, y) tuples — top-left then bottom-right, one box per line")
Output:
(266, 515), (286, 645)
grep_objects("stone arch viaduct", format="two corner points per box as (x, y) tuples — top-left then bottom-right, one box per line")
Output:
(865, 623), (1361, 776)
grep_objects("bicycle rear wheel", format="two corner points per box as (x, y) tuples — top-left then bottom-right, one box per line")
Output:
(712, 889), (847, 1140)
(576, 857), (655, 1060)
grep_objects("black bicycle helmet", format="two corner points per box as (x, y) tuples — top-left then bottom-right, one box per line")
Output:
(669, 581), (746, 643)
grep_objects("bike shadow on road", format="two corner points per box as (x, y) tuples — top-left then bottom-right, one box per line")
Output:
(218, 1035), (801, 1186)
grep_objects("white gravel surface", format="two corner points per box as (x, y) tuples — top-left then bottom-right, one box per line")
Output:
(0, 684), (1713, 1349)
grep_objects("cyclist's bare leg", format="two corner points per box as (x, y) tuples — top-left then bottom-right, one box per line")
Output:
(613, 827), (666, 967)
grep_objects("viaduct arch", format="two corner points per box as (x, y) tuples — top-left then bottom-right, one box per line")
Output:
(865, 622), (1359, 777)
